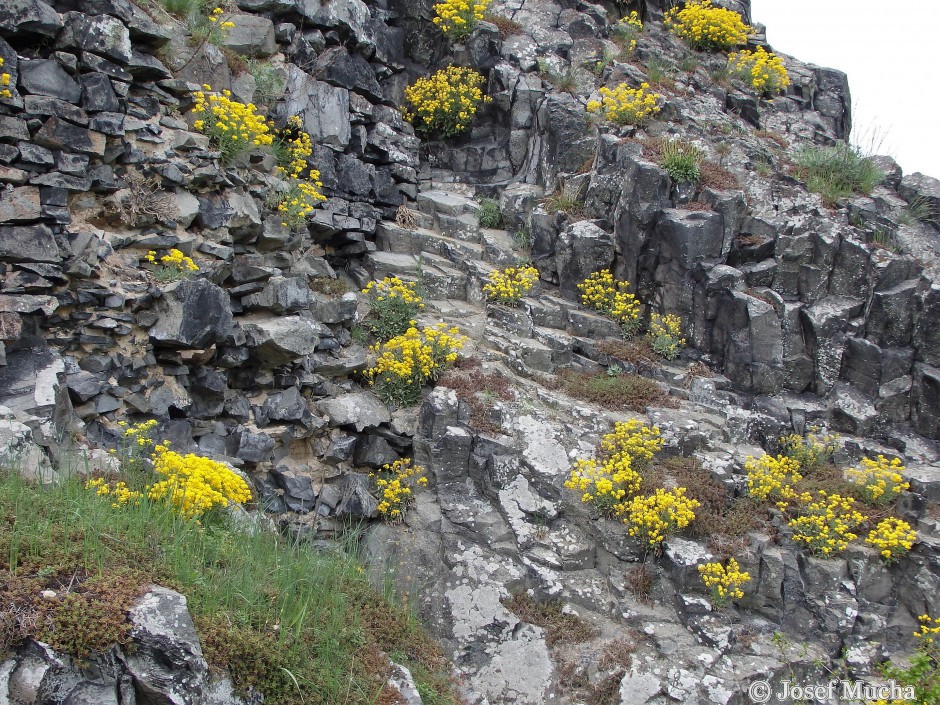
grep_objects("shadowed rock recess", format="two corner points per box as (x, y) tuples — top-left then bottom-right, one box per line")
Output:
(1, 0), (939, 701)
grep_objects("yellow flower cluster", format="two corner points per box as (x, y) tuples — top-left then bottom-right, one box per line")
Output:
(664, 0), (751, 51)
(366, 323), (467, 406)
(432, 0), (489, 40)
(915, 614), (940, 644)
(623, 487), (699, 548)
(778, 430), (837, 472)
(148, 446), (252, 520)
(586, 82), (661, 126)
(846, 455), (909, 505)
(787, 491), (865, 557)
(269, 116), (327, 229)
(146, 248), (199, 272)
(866, 517), (917, 564)
(207, 6), (235, 30)
(402, 66), (491, 138)
(85, 477), (144, 509)
(483, 266), (539, 306)
(698, 557), (751, 606)
(274, 115), (314, 180)
(0, 58), (11, 100)
(120, 418), (158, 444)
(647, 312), (686, 360)
(370, 458), (428, 522)
(727, 46), (790, 95)
(565, 420), (663, 517)
(362, 276), (425, 341)
(577, 269), (641, 334)
(612, 11), (643, 53)
(745, 453), (804, 508)
(191, 85), (273, 164)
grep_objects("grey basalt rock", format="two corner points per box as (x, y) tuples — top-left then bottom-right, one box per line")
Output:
(242, 316), (324, 365)
(318, 391), (390, 432)
(335, 471), (378, 518)
(554, 220), (614, 298)
(0, 0), (63, 37)
(281, 65), (350, 150)
(149, 279), (234, 349)
(221, 14), (277, 58)
(58, 12), (133, 64)
(126, 586), (209, 705)
(18, 59), (82, 104)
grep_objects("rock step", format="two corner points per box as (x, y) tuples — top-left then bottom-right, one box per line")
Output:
(377, 220), (520, 271)
(364, 250), (487, 303)
(416, 189), (480, 218)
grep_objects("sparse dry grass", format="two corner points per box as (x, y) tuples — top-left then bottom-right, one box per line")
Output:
(699, 161), (739, 190)
(484, 12), (523, 39)
(503, 592), (599, 647)
(438, 359), (514, 434)
(552, 369), (677, 412)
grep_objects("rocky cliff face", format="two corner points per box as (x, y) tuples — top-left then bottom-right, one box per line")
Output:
(1, 0), (939, 702)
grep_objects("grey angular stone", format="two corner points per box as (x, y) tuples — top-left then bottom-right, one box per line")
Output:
(126, 586), (209, 705)
(354, 433), (399, 468)
(221, 14), (277, 58)
(58, 12), (133, 64)
(33, 117), (106, 157)
(271, 466), (316, 512)
(243, 316), (324, 366)
(0, 225), (60, 262)
(262, 386), (308, 422)
(310, 291), (358, 324)
(911, 363), (940, 438)
(899, 172), (940, 228)
(281, 65), (350, 150)
(828, 382), (878, 436)
(0, 0), (63, 38)
(335, 472), (378, 518)
(242, 275), (309, 313)
(66, 370), (102, 402)
(149, 279), (234, 349)
(655, 208), (725, 268)
(323, 434), (357, 463)
(234, 428), (275, 462)
(196, 191), (262, 240)
(18, 59), (81, 104)
(318, 391), (390, 431)
(0, 186), (41, 224)
(316, 47), (382, 102)
(555, 220), (614, 298)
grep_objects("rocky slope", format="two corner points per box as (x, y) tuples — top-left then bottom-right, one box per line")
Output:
(0, 0), (939, 702)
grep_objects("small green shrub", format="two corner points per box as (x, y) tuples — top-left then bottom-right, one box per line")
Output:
(478, 197), (503, 228)
(661, 138), (702, 183)
(793, 143), (884, 206)
(246, 59), (286, 106)
(512, 227), (532, 252)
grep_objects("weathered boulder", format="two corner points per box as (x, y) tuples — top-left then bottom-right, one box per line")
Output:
(0, 0), (63, 37)
(554, 220), (614, 298)
(220, 14), (276, 58)
(318, 391), (390, 431)
(57, 12), (133, 64)
(281, 65), (350, 150)
(18, 59), (82, 103)
(149, 279), (234, 349)
(242, 316), (324, 365)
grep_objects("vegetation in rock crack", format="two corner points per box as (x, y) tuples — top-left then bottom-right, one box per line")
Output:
(543, 185), (584, 216)
(660, 137), (703, 183)
(432, 0), (490, 40)
(112, 170), (175, 228)
(369, 458), (428, 522)
(268, 116), (328, 229)
(664, 0), (752, 52)
(845, 454), (910, 505)
(787, 491), (865, 557)
(477, 197), (503, 228)
(191, 85), (274, 164)
(727, 46), (790, 96)
(647, 312), (686, 360)
(698, 557), (750, 607)
(503, 592), (599, 646)
(899, 195), (937, 226)
(0, 468), (459, 704)
(867, 517), (917, 565)
(483, 265), (538, 306)
(536, 58), (580, 94)
(484, 12), (523, 39)
(624, 487), (700, 549)
(361, 275), (425, 342)
(586, 82), (661, 126)
(512, 226), (533, 253)
(609, 11), (643, 55)
(145, 248), (199, 282)
(879, 614), (940, 704)
(793, 142), (885, 206)
(247, 59), (287, 106)
(0, 58), (11, 100)
(438, 359), (514, 434)
(366, 323), (467, 406)
(554, 369), (676, 412)
(403, 66), (491, 137)
(578, 269), (641, 336)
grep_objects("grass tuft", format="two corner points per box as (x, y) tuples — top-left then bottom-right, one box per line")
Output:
(503, 592), (598, 646)
(552, 369), (677, 412)
(793, 142), (884, 206)
(478, 197), (503, 229)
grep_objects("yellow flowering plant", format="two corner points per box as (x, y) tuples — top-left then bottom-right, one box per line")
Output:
(880, 614), (940, 705)
(727, 46), (790, 96)
(846, 455), (909, 505)
(145, 248), (199, 282)
(204, 6), (236, 44)
(432, 0), (490, 40)
(778, 429), (837, 474)
(403, 66), (491, 138)
(866, 517), (917, 565)
(745, 453), (804, 508)
(577, 269), (641, 335)
(361, 276), (425, 341)
(483, 266), (539, 306)
(623, 487), (699, 549)
(0, 57), (11, 100)
(366, 323), (467, 406)
(647, 312), (685, 360)
(664, 0), (751, 52)
(698, 557), (750, 607)
(586, 82), (661, 126)
(564, 420), (663, 517)
(610, 11), (643, 54)
(370, 458), (428, 522)
(787, 491), (865, 558)
(191, 85), (274, 164)
(85, 477), (144, 509)
(273, 115), (314, 180)
(148, 446), (252, 520)
(271, 180), (327, 231)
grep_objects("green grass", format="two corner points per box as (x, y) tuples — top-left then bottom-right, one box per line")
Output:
(660, 138), (702, 183)
(793, 142), (884, 206)
(0, 468), (458, 705)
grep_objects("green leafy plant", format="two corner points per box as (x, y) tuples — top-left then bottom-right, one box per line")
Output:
(361, 276), (425, 342)
(880, 615), (940, 704)
(478, 197), (503, 228)
(512, 227), (532, 252)
(793, 142), (885, 206)
(661, 138), (702, 183)
(246, 59), (286, 106)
